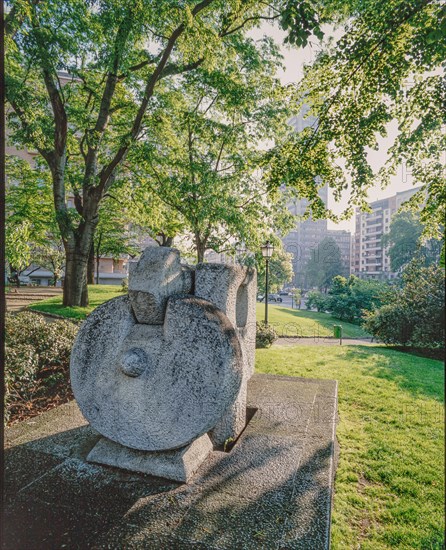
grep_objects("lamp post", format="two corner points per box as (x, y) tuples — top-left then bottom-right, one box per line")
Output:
(261, 241), (274, 324)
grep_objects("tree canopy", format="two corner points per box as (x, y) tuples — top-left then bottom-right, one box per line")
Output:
(128, 35), (294, 262)
(303, 236), (345, 290)
(266, 0), (445, 246)
(382, 211), (442, 272)
(5, 0), (329, 305)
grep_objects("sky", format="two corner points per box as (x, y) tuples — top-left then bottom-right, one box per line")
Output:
(250, 23), (418, 233)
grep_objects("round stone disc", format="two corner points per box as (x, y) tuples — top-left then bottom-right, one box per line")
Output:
(70, 295), (243, 451)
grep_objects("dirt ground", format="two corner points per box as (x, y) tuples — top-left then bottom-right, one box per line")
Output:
(6, 286), (63, 312)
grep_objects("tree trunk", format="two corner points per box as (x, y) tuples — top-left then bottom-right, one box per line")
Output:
(96, 233), (102, 285)
(87, 243), (95, 284)
(63, 247), (89, 307)
(62, 221), (96, 307)
(196, 238), (206, 264)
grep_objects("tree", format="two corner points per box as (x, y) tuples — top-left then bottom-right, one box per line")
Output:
(305, 290), (328, 312)
(92, 195), (140, 284)
(304, 237), (344, 291)
(128, 36), (294, 263)
(256, 245), (294, 295)
(265, 0), (445, 251)
(363, 260), (445, 348)
(326, 275), (388, 324)
(6, 156), (63, 284)
(5, 222), (32, 286)
(5, 0), (327, 306)
(33, 243), (65, 286)
(382, 211), (442, 272)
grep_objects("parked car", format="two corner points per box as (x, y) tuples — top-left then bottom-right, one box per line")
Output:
(268, 294), (282, 302)
(279, 291), (289, 296)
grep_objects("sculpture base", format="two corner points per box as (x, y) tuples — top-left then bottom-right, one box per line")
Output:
(87, 434), (213, 483)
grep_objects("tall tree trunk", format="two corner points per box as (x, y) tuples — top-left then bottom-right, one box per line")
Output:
(196, 236), (206, 264)
(87, 242), (95, 284)
(96, 233), (102, 285)
(63, 247), (89, 307)
(62, 221), (96, 307)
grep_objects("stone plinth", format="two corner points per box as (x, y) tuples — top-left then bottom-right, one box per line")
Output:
(4, 374), (338, 550)
(87, 434), (213, 483)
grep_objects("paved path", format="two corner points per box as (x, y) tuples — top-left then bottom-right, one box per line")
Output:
(6, 287), (62, 312)
(275, 337), (376, 347)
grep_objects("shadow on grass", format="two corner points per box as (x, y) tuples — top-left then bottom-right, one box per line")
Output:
(343, 345), (444, 403)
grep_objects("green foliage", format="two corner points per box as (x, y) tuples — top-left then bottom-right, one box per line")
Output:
(5, 312), (78, 424)
(255, 321), (278, 348)
(382, 211), (442, 272)
(256, 244), (294, 294)
(5, 0), (326, 305)
(304, 237), (345, 291)
(363, 261), (445, 348)
(6, 156), (64, 281)
(327, 275), (387, 324)
(305, 290), (328, 312)
(5, 221), (32, 276)
(266, 0), (445, 245)
(128, 37), (294, 262)
(291, 287), (302, 308)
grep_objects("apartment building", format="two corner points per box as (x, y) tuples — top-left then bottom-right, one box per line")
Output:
(351, 187), (422, 279)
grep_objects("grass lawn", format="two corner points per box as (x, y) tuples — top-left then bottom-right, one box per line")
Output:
(256, 303), (370, 338)
(256, 344), (444, 549)
(28, 285), (123, 320)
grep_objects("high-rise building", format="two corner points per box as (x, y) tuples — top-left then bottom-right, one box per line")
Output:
(351, 187), (422, 279)
(282, 180), (329, 287)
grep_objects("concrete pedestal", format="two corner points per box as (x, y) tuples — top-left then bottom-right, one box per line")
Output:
(87, 434), (213, 483)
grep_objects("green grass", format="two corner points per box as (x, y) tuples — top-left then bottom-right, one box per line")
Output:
(28, 285), (123, 320)
(256, 303), (370, 338)
(256, 344), (444, 549)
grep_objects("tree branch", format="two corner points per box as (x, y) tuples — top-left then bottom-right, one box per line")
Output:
(98, 0), (216, 193)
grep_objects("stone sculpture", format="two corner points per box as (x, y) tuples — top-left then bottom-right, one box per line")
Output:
(70, 246), (256, 482)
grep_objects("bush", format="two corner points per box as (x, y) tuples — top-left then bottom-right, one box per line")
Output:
(256, 321), (278, 348)
(363, 262), (445, 349)
(305, 290), (328, 312)
(5, 312), (78, 424)
(327, 275), (388, 324)
(121, 277), (128, 292)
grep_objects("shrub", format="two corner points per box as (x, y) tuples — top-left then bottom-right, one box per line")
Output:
(256, 321), (278, 348)
(305, 290), (328, 312)
(5, 312), (78, 424)
(363, 262), (445, 349)
(327, 275), (388, 324)
(121, 277), (128, 292)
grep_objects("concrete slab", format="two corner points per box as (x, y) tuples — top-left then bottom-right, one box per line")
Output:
(4, 374), (338, 550)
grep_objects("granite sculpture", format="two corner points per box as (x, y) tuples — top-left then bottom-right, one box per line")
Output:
(70, 246), (256, 482)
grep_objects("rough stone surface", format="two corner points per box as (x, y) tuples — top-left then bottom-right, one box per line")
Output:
(195, 263), (257, 447)
(71, 294), (243, 451)
(87, 434), (213, 483)
(4, 374), (338, 550)
(128, 247), (193, 324)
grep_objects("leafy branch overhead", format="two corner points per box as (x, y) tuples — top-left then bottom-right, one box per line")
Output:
(267, 0), (445, 245)
(5, 0), (327, 306)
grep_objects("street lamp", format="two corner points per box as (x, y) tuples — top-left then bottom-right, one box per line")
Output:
(261, 241), (274, 324)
